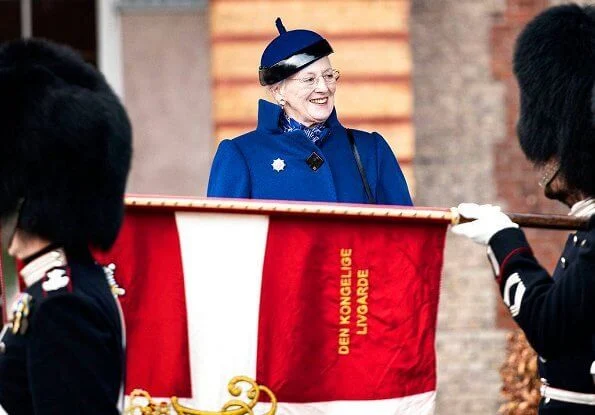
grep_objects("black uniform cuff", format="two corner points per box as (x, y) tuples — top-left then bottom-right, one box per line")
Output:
(490, 228), (530, 261)
(487, 228), (533, 281)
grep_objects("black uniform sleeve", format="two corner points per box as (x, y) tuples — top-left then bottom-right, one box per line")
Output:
(26, 294), (121, 414)
(489, 228), (595, 359)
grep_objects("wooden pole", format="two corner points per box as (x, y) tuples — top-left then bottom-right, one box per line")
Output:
(124, 196), (589, 231)
(500, 212), (587, 231)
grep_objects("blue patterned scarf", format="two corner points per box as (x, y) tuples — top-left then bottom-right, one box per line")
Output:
(279, 113), (331, 145)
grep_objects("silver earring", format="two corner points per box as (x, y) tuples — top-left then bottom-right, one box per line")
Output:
(278, 98), (285, 109)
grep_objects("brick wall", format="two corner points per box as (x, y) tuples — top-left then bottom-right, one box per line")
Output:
(411, 1), (508, 412)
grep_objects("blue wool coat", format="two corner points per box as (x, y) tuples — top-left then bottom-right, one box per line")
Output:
(207, 100), (413, 205)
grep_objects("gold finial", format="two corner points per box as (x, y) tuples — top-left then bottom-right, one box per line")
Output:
(449, 206), (460, 226)
(126, 389), (171, 415)
(124, 376), (277, 415)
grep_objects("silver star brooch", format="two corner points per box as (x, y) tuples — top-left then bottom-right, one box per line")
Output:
(271, 158), (286, 172)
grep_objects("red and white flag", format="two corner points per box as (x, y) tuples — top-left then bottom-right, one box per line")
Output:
(93, 201), (447, 414)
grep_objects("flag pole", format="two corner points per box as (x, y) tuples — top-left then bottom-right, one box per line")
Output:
(124, 195), (589, 231)
(480, 212), (587, 231)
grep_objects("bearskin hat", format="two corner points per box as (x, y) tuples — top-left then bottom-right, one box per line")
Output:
(0, 39), (132, 250)
(513, 4), (595, 195)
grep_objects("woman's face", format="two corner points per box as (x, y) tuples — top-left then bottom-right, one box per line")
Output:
(277, 57), (336, 127)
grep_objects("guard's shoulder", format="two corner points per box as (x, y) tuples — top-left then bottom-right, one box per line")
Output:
(39, 266), (73, 295)
(8, 265), (75, 337)
(28, 268), (109, 326)
(29, 262), (122, 327)
(25, 286), (111, 349)
(27, 265), (76, 302)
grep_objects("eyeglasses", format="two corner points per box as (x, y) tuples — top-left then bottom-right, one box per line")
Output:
(538, 161), (560, 188)
(287, 69), (340, 88)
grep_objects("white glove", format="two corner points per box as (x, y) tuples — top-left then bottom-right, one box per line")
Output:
(451, 203), (519, 245)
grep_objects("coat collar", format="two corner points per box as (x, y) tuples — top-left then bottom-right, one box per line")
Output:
(569, 198), (595, 218)
(20, 248), (67, 288)
(256, 99), (341, 133)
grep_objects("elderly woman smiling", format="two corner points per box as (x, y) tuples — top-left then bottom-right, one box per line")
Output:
(207, 19), (412, 205)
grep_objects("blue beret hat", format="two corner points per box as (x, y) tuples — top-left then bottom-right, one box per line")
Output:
(259, 18), (333, 86)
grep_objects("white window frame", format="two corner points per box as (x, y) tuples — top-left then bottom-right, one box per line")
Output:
(20, 0), (32, 38)
(97, 0), (125, 98)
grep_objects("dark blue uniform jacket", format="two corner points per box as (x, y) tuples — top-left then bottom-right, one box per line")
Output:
(207, 100), (413, 205)
(489, 215), (595, 414)
(0, 251), (123, 414)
